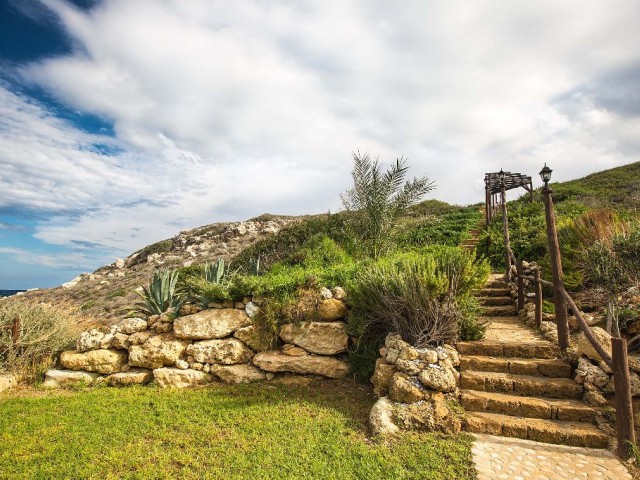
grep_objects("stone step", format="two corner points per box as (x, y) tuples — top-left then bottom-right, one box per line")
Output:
(485, 278), (507, 288)
(478, 287), (510, 297)
(463, 412), (608, 448)
(477, 296), (513, 306)
(459, 356), (572, 378)
(481, 305), (518, 316)
(460, 371), (583, 400)
(457, 341), (561, 359)
(460, 390), (597, 423)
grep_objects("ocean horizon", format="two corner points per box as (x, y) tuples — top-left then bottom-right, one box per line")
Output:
(0, 290), (25, 298)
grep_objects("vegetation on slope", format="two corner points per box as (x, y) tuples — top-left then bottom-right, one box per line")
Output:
(0, 383), (476, 480)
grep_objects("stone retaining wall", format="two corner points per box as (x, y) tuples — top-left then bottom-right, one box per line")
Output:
(44, 288), (351, 389)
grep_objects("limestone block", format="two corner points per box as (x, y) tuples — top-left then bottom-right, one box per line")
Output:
(417, 364), (457, 392)
(209, 364), (266, 384)
(233, 325), (272, 352)
(42, 369), (101, 388)
(252, 350), (349, 378)
(60, 349), (128, 374)
(118, 317), (148, 334)
(371, 357), (398, 398)
(173, 309), (251, 339)
(279, 321), (348, 355)
(106, 368), (153, 386)
(389, 372), (425, 403)
(186, 338), (254, 365)
(369, 397), (400, 436)
(153, 368), (213, 388)
(128, 333), (190, 369)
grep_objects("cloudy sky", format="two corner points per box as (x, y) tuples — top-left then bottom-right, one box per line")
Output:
(1, 0), (639, 289)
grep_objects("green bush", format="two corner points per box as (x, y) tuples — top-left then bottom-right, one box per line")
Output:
(348, 247), (489, 347)
(0, 300), (81, 378)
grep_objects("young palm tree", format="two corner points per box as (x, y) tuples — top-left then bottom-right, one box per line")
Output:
(341, 151), (436, 258)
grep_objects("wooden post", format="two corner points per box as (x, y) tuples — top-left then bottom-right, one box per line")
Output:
(501, 186), (511, 281)
(516, 261), (525, 311)
(485, 186), (491, 226)
(612, 337), (636, 458)
(534, 268), (542, 328)
(543, 188), (569, 350)
(11, 315), (21, 348)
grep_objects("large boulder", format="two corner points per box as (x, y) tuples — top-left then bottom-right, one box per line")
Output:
(153, 368), (213, 388)
(577, 327), (612, 362)
(252, 350), (349, 378)
(60, 349), (128, 374)
(371, 358), (398, 397)
(106, 368), (153, 387)
(128, 333), (190, 369)
(417, 364), (457, 392)
(233, 325), (272, 352)
(279, 321), (348, 355)
(369, 397), (400, 436)
(209, 364), (266, 384)
(42, 369), (102, 388)
(317, 299), (347, 321)
(173, 309), (251, 339)
(186, 338), (254, 365)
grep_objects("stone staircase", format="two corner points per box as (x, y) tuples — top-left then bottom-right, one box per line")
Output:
(457, 275), (609, 448)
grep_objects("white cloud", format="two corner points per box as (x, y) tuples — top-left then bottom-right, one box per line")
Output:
(1, 0), (640, 270)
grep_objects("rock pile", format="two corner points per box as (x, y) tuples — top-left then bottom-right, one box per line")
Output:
(43, 289), (351, 389)
(369, 333), (462, 436)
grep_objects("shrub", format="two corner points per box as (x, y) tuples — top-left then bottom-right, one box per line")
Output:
(0, 300), (82, 379)
(133, 269), (182, 316)
(348, 247), (489, 347)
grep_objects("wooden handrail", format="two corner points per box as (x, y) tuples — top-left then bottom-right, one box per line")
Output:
(519, 274), (553, 288)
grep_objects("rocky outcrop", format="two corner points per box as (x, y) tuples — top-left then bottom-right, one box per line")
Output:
(252, 350), (349, 378)
(60, 349), (128, 374)
(128, 333), (190, 369)
(186, 338), (254, 365)
(173, 309), (251, 339)
(279, 322), (348, 355)
(153, 368), (213, 388)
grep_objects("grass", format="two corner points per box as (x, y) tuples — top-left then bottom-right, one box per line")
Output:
(0, 382), (475, 480)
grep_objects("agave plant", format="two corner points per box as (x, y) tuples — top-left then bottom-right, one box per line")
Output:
(133, 269), (182, 316)
(204, 258), (226, 283)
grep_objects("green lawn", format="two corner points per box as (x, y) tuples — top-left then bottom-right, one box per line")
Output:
(0, 381), (476, 479)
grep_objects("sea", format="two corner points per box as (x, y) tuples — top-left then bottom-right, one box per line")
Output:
(0, 290), (25, 298)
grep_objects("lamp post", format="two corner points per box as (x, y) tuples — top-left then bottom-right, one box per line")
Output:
(499, 169), (512, 281)
(540, 164), (569, 350)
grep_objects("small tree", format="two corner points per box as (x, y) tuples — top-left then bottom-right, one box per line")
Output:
(341, 151), (435, 258)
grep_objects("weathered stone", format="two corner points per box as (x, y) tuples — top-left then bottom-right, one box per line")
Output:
(443, 345), (460, 367)
(398, 346), (419, 361)
(128, 333), (190, 369)
(279, 321), (348, 355)
(233, 325), (272, 352)
(417, 364), (457, 392)
(118, 317), (148, 334)
(173, 309), (251, 339)
(191, 362), (203, 371)
(0, 374), (18, 393)
(386, 348), (400, 364)
(370, 397), (400, 436)
(395, 359), (424, 376)
(106, 368), (153, 386)
(389, 372), (425, 403)
(332, 287), (346, 300)
(419, 349), (438, 364)
(577, 327), (612, 362)
(245, 301), (260, 319)
(282, 344), (308, 356)
(42, 369), (101, 388)
(317, 299), (347, 321)
(129, 331), (153, 346)
(394, 393), (461, 434)
(186, 338), (254, 365)
(385, 333), (409, 352)
(77, 329), (110, 352)
(319, 287), (333, 299)
(209, 364), (266, 384)
(252, 350), (349, 378)
(111, 333), (131, 350)
(153, 368), (213, 388)
(371, 358), (398, 397)
(175, 359), (189, 370)
(60, 349), (128, 374)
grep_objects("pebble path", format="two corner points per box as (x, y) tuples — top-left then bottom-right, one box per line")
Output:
(472, 434), (632, 480)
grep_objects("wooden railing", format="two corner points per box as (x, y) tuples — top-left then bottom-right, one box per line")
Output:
(510, 254), (635, 457)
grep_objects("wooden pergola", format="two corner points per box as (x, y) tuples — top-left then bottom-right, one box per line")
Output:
(484, 171), (533, 225)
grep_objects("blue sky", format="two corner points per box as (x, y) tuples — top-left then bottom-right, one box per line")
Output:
(1, 0), (640, 289)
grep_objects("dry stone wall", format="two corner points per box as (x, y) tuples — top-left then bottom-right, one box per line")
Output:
(369, 333), (463, 436)
(43, 288), (351, 389)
